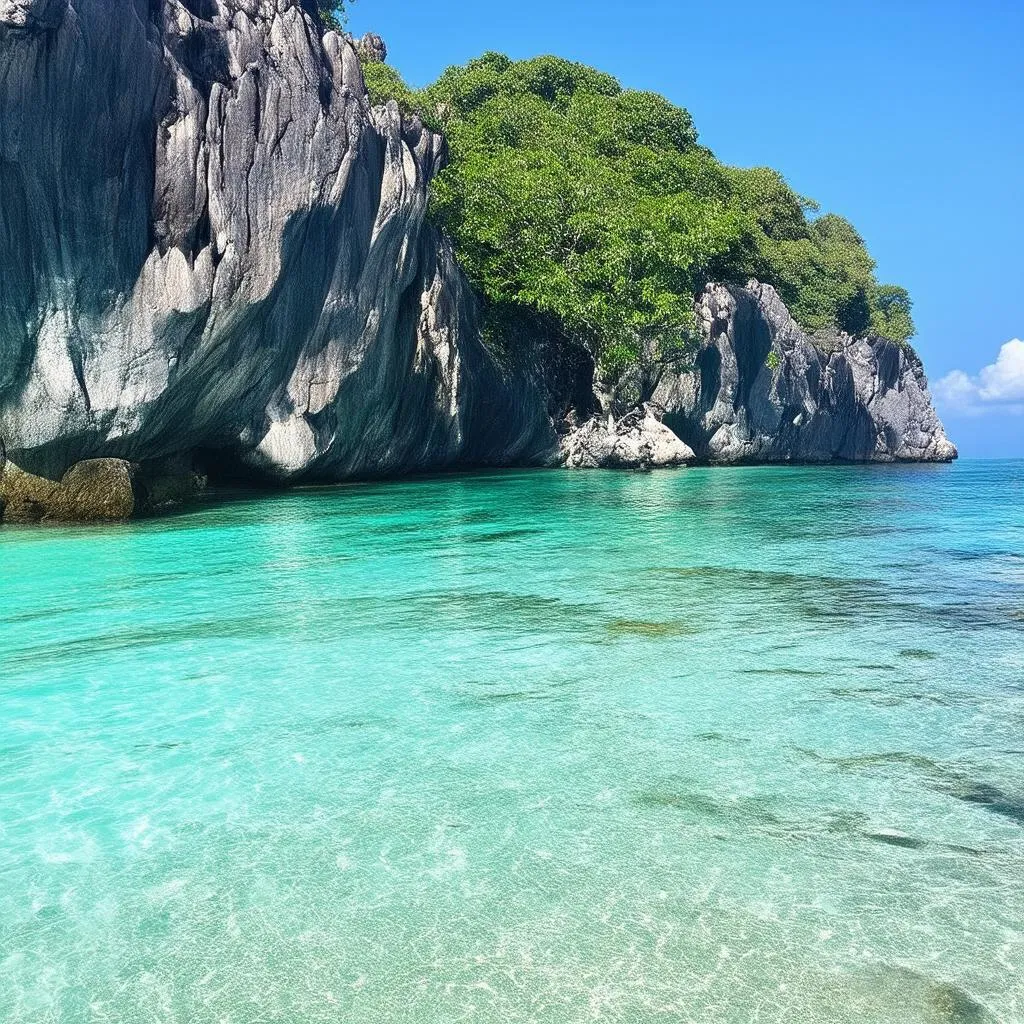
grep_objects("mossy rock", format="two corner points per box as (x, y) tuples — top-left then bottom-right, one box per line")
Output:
(0, 459), (137, 523)
(58, 460), (137, 520)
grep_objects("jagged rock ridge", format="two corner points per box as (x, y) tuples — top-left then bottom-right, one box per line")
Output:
(655, 282), (957, 464)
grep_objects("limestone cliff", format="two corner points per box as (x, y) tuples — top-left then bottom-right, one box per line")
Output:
(0, 2), (955, 522)
(655, 282), (957, 464)
(0, 0), (552, 497)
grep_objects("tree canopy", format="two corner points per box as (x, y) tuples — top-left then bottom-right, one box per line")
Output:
(360, 52), (915, 403)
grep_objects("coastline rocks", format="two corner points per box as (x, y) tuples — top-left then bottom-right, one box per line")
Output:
(558, 405), (694, 470)
(1, 459), (137, 522)
(0, 453), (205, 523)
(0, 2), (957, 520)
(657, 282), (958, 464)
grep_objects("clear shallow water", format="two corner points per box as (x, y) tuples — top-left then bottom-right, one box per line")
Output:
(1, 462), (1022, 1024)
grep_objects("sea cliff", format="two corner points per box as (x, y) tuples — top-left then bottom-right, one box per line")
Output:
(0, 0), (955, 522)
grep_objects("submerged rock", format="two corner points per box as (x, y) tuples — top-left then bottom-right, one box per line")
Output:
(863, 829), (928, 850)
(657, 282), (957, 464)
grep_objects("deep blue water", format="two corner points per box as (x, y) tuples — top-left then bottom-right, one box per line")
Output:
(1, 461), (1022, 1023)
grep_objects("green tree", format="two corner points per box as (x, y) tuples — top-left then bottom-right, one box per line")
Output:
(421, 57), (748, 406)
(835, 287), (874, 337)
(355, 51), (918, 409)
(361, 62), (420, 115)
(871, 285), (916, 343)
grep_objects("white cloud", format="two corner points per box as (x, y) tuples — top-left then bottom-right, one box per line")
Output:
(935, 339), (1024, 415)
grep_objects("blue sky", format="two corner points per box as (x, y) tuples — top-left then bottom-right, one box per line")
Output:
(349, 0), (1024, 458)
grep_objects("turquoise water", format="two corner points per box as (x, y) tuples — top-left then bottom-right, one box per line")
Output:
(1, 462), (1022, 1024)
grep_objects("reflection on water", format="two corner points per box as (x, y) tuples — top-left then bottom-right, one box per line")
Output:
(1, 462), (1022, 1023)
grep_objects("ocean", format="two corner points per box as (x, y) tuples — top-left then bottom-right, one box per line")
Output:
(1, 461), (1021, 1023)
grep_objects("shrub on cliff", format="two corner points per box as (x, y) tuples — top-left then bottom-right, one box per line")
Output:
(317, 2), (348, 32)
(362, 62), (419, 115)
(358, 51), (916, 403)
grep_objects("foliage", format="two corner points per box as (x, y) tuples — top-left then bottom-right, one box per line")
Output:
(361, 62), (420, 116)
(417, 56), (742, 401)
(317, 1), (347, 32)
(354, 52), (916, 406)
(871, 285), (915, 344)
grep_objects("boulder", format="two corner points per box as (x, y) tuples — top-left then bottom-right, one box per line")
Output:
(0, 449), (206, 523)
(558, 405), (694, 470)
(1, 459), (136, 522)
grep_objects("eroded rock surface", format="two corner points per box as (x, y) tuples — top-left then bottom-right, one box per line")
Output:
(0, 0), (552, 491)
(657, 282), (957, 464)
(0, 3), (955, 523)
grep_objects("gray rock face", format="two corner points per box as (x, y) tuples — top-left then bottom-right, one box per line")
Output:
(354, 32), (387, 64)
(656, 282), (957, 464)
(557, 405), (694, 470)
(0, 0), (552, 484)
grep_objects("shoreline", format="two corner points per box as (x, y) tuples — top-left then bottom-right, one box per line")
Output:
(1, 453), (963, 527)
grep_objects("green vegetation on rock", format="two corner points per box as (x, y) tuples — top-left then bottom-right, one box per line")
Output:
(317, 1), (348, 32)
(359, 51), (916, 402)
(362, 62), (418, 114)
